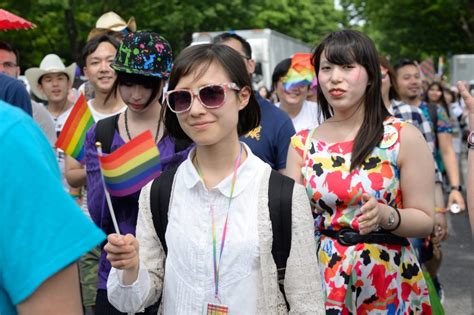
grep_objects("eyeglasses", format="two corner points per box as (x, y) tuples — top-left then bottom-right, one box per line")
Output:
(0, 62), (17, 69)
(165, 83), (241, 113)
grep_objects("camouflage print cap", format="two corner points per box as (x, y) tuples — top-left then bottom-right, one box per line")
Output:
(111, 31), (172, 78)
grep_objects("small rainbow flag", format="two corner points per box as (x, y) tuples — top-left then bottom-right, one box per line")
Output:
(99, 130), (161, 197)
(282, 52), (316, 91)
(55, 93), (94, 162)
(419, 57), (436, 82)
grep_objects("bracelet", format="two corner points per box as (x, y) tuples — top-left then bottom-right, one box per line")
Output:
(435, 207), (448, 214)
(70, 191), (81, 199)
(450, 185), (463, 192)
(383, 207), (401, 232)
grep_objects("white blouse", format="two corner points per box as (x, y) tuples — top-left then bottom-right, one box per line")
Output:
(107, 144), (324, 314)
(276, 100), (322, 133)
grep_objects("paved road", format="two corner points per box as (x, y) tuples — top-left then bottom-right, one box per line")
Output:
(440, 212), (474, 315)
(439, 151), (473, 315)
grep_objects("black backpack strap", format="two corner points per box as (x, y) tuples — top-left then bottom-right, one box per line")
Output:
(268, 170), (294, 307)
(95, 114), (120, 154)
(427, 103), (438, 134)
(150, 167), (179, 255)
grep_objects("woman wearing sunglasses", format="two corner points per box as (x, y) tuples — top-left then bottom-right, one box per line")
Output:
(104, 44), (324, 314)
(285, 30), (434, 313)
(84, 32), (190, 314)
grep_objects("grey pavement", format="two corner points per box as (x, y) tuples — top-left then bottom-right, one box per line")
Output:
(439, 149), (473, 315)
(439, 212), (473, 315)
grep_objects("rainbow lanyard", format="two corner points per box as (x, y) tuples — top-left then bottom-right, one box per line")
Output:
(195, 143), (243, 302)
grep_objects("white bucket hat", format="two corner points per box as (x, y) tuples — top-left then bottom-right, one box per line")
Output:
(25, 54), (77, 100)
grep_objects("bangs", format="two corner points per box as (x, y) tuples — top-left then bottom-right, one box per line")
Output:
(322, 38), (357, 66)
(168, 47), (217, 91)
(118, 72), (161, 89)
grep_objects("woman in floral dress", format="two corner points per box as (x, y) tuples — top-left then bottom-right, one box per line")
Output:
(285, 30), (435, 314)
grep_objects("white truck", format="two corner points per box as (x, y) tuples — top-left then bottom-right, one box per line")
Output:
(450, 54), (474, 92)
(191, 29), (313, 90)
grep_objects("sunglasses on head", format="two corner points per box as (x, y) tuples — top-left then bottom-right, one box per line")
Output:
(165, 83), (241, 113)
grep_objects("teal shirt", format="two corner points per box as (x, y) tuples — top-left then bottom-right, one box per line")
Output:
(419, 102), (453, 172)
(0, 102), (105, 314)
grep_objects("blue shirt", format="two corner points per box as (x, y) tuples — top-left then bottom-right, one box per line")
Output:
(0, 102), (105, 314)
(0, 73), (32, 116)
(241, 94), (295, 170)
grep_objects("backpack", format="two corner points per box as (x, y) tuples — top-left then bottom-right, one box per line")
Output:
(150, 167), (295, 306)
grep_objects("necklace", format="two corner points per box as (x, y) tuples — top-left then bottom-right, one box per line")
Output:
(124, 108), (161, 143)
(194, 143), (243, 302)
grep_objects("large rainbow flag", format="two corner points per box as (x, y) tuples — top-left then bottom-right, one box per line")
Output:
(282, 52), (316, 91)
(98, 130), (161, 197)
(55, 93), (94, 162)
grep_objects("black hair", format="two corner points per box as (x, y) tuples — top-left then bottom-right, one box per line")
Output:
(393, 58), (418, 73)
(106, 71), (163, 107)
(212, 32), (252, 59)
(0, 40), (20, 65)
(271, 58), (291, 92)
(312, 29), (390, 172)
(165, 44), (260, 142)
(443, 87), (456, 104)
(424, 81), (450, 118)
(378, 55), (400, 101)
(81, 34), (120, 68)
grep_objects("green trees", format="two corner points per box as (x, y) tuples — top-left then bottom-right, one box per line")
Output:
(340, 0), (474, 61)
(4, 0), (471, 72)
(1, 0), (341, 70)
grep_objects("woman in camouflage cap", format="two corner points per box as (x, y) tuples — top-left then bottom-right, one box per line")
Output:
(84, 31), (191, 314)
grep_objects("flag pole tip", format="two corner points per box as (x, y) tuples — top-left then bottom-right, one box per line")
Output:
(95, 142), (102, 148)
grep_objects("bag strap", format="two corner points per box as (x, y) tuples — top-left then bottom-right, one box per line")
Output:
(427, 103), (438, 134)
(268, 169), (294, 308)
(150, 167), (178, 255)
(95, 114), (120, 154)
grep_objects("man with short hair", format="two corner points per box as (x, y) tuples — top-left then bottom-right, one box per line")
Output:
(66, 34), (126, 192)
(0, 41), (32, 115)
(394, 59), (465, 210)
(212, 32), (296, 172)
(65, 34), (126, 314)
(0, 40), (55, 144)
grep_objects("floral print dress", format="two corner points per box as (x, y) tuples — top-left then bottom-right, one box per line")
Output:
(291, 117), (431, 315)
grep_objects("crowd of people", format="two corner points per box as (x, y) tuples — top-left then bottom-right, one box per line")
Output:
(1, 10), (473, 315)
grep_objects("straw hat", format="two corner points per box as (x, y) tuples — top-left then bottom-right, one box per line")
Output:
(25, 54), (76, 100)
(87, 12), (136, 40)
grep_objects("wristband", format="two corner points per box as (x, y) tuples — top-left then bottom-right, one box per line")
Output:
(70, 191), (81, 199)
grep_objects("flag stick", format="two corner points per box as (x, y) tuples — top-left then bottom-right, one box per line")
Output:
(96, 142), (121, 235)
